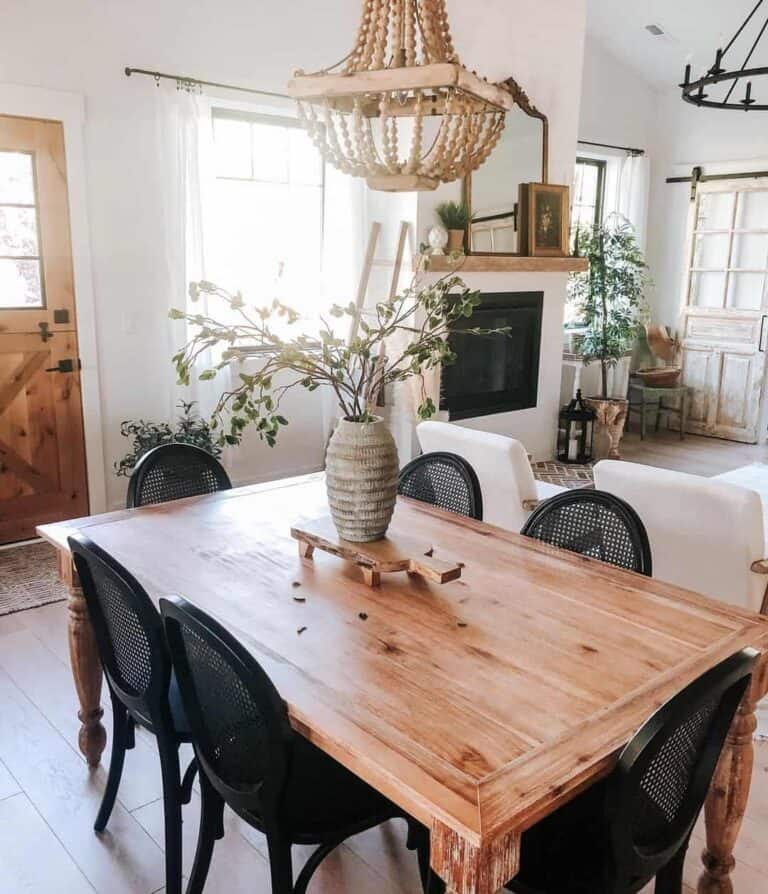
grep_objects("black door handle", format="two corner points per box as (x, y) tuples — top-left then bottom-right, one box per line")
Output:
(45, 359), (76, 373)
(760, 315), (767, 352)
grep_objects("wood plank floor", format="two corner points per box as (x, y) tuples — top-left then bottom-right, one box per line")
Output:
(619, 425), (768, 477)
(3, 431), (768, 893)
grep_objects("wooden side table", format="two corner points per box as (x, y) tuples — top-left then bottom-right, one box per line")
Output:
(628, 381), (689, 440)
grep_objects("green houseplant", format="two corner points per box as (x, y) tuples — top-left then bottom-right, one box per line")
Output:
(171, 275), (503, 541)
(570, 218), (649, 458)
(435, 200), (471, 254)
(115, 401), (221, 478)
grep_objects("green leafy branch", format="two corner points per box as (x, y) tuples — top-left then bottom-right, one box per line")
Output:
(170, 275), (507, 447)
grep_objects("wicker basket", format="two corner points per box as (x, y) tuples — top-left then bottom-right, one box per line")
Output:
(635, 366), (682, 388)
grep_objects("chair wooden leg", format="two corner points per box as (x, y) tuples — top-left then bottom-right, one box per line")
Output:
(157, 738), (183, 894)
(94, 699), (129, 832)
(186, 773), (224, 894)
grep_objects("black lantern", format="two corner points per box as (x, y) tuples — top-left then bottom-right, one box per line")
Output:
(558, 389), (595, 464)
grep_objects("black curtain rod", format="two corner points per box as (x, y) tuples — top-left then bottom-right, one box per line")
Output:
(578, 139), (645, 156)
(124, 67), (289, 100)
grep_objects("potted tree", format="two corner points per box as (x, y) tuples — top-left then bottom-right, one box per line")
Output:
(570, 218), (649, 459)
(171, 276), (505, 542)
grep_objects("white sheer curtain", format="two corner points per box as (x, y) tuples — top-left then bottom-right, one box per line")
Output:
(318, 162), (368, 444)
(616, 153), (650, 249)
(154, 85), (220, 419)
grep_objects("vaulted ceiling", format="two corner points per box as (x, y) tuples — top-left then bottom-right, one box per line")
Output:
(587, 0), (765, 90)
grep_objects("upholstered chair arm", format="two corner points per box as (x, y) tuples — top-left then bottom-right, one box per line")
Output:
(751, 559), (768, 574)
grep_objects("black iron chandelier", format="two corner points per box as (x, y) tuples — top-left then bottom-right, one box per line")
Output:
(681, 0), (768, 111)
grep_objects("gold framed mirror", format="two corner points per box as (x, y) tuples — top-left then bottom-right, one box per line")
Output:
(463, 77), (549, 256)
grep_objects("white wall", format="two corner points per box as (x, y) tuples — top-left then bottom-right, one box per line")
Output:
(1, 0), (588, 506)
(578, 35), (658, 154)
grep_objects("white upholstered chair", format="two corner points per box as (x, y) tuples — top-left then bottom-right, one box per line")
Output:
(593, 460), (768, 614)
(416, 421), (566, 533)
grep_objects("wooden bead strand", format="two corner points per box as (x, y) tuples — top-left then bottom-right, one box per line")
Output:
(405, 91), (425, 173)
(433, 0), (457, 62)
(403, 0), (417, 65)
(345, 0), (374, 73)
(361, 0), (381, 70)
(391, 0), (404, 66)
(373, 0), (390, 69)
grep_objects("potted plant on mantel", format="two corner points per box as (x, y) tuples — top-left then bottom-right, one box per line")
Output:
(435, 200), (471, 254)
(570, 218), (649, 459)
(171, 276), (505, 542)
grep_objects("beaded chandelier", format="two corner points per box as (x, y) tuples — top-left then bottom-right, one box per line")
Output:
(286, 0), (514, 192)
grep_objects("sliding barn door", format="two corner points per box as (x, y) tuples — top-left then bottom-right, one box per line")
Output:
(0, 115), (88, 542)
(680, 179), (768, 443)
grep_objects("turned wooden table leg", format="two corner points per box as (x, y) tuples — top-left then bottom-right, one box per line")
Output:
(698, 654), (768, 894)
(430, 820), (519, 894)
(58, 550), (107, 767)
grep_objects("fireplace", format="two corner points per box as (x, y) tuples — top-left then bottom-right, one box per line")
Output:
(440, 291), (543, 420)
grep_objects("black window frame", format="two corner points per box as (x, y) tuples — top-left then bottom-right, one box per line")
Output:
(572, 156), (607, 234)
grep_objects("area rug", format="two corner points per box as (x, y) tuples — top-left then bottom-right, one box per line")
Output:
(533, 460), (595, 490)
(0, 541), (68, 617)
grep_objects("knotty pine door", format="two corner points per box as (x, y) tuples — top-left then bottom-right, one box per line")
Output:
(0, 115), (88, 542)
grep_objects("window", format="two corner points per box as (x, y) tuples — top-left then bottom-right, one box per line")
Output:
(0, 150), (45, 308)
(208, 109), (324, 333)
(687, 186), (768, 311)
(571, 157), (606, 240)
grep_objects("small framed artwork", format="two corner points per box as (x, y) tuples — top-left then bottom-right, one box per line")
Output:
(518, 183), (570, 257)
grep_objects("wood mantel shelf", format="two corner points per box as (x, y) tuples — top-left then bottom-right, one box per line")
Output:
(415, 254), (589, 273)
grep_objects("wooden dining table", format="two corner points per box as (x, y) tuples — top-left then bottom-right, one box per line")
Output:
(38, 474), (768, 894)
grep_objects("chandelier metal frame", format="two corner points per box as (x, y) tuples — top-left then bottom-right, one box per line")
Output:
(286, 0), (515, 192)
(681, 0), (768, 111)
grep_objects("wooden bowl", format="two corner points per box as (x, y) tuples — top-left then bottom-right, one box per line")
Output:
(635, 367), (682, 388)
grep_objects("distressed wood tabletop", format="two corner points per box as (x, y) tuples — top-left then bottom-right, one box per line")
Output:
(39, 476), (768, 894)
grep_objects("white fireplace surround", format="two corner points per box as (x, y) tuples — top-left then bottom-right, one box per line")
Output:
(388, 270), (571, 465)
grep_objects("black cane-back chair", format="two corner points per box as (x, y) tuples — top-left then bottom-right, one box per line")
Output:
(160, 595), (431, 894)
(506, 648), (756, 894)
(68, 535), (195, 894)
(521, 489), (652, 576)
(126, 443), (231, 508)
(398, 452), (483, 520)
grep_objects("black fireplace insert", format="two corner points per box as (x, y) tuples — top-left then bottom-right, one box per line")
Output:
(440, 291), (543, 420)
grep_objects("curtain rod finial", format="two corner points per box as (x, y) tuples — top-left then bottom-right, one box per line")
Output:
(124, 67), (133, 77)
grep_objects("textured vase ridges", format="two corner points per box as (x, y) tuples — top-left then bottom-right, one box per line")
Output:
(326, 417), (399, 542)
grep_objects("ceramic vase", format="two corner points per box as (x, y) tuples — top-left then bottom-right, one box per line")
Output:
(325, 416), (399, 542)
